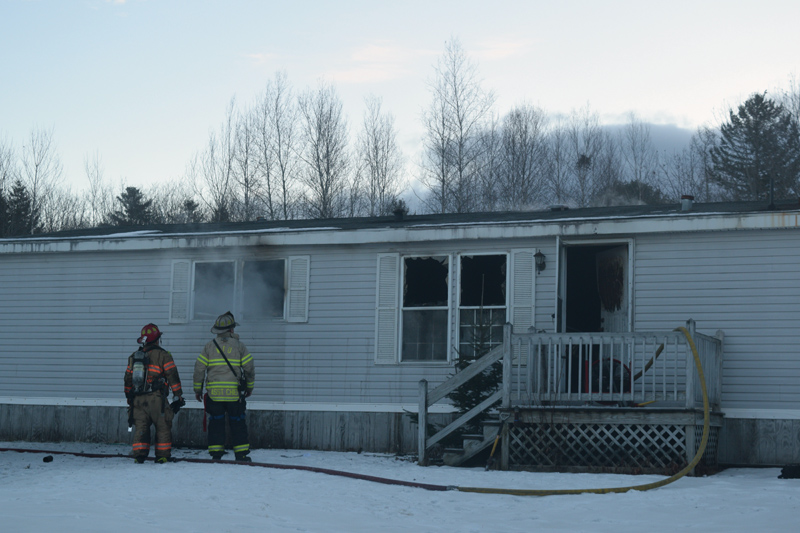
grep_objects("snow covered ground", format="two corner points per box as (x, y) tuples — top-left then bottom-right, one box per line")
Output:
(1, 441), (797, 532)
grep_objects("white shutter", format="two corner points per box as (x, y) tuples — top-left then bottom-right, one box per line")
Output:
(169, 260), (191, 324)
(510, 250), (536, 362)
(375, 253), (399, 365)
(286, 256), (310, 323)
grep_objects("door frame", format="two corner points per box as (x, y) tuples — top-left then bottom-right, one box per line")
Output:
(555, 237), (634, 333)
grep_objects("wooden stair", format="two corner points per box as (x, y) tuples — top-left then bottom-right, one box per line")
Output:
(442, 418), (502, 467)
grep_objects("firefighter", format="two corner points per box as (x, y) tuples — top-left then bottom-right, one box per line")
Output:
(193, 311), (255, 461)
(124, 323), (184, 463)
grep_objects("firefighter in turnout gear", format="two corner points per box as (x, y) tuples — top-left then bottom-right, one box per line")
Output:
(124, 323), (184, 463)
(193, 311), (255, 461)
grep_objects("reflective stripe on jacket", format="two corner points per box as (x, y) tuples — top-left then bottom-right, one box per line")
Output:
(193, 332), (255, 402)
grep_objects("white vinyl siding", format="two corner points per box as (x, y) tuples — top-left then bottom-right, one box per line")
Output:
(633, 232), (800, 411)
(3, 222), (800, 417)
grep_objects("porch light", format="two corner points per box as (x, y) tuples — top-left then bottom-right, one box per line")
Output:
(534, 250), (546, 273)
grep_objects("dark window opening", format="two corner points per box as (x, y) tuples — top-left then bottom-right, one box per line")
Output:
(243, 260), (285, 319)
(194, 262), (235, 318)
(403, 256), (448, 307)
(458, 254), (507, 359)
(460, 255), (506, 307)
(402, 256), (449, 361)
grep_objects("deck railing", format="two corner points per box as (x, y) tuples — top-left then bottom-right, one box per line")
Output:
(509, 320), (723, 410)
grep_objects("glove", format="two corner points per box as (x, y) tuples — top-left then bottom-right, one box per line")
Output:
(245, 390), (253, 398)
(170, 396), (186, 413)
(195, 393), (203, 403)
(126, 397), (133, 407)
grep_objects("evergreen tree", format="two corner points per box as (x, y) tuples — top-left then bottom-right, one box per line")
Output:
(210, 203), (230, 223)
(711, 92), (800, 201)
(446, 309), (502, 435)
(183, 198), (204, 223)
(6, 180), (41, 236)
(107, 186), (155, 226)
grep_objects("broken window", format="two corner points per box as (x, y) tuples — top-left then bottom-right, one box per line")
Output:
(402, 256), (449, 361)
(193, 262), (235, 318)
(458, 254), (507, 359)
(243, 260), (285, 319)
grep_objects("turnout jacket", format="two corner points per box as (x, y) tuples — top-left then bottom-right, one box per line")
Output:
(193, 332), (255, 402)
(124, 345), (183, 398)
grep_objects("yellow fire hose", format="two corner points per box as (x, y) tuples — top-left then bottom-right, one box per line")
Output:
(457, 326), (710, 496)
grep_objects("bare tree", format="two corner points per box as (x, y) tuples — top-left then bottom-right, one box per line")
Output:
(0, 136), (17, 195)
(691, 126), (721, 201)
(253, 72), (300, 221)
(567, 105), (606, 207)
(20, 127), (63, 234)
(497, 104), (548, 210)
(0, 139), (17, 236)
(232, 108), (262, 221)
(659, 145), (703, 201)
(42, 186), (87, 232)
(195, 99), (238, 222)
(474, 114), (502, 211)
(356, 95), (404, 216)
(297, 82), (350, 219)
(420, 38), (495, 214)
(419, 78), (453, 213)
(780, 73), (800, 128)
(147, 179), (203, 224)
(83, 151), (114, 227)
(543, 118), (572, 205)
(619, 112), (660, 202)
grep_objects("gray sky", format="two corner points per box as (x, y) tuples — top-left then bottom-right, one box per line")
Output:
(1, 0), (798, 192)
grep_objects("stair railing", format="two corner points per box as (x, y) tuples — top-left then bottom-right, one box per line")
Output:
(418, 324), (513, 465)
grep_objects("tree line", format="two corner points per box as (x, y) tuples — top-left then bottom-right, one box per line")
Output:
(2, 39), (799, 237)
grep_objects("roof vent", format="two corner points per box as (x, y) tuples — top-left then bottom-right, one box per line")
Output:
(680, 195), (694, 212)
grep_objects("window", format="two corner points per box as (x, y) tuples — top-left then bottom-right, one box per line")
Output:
(458, 254), (507, 359)
(193, 262), (235, 318)
(242, 260), (285, 319)
(401, 256), (449, 361)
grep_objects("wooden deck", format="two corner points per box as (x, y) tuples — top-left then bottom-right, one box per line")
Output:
(418, 320), (724, 473)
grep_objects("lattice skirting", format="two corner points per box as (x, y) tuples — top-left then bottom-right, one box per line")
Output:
(508, 422), (719, 474)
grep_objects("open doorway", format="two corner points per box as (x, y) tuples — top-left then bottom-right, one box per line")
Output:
(560, 242), (630, 333)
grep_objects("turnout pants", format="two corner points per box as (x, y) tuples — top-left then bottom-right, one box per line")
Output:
(132, 393), (174, 458)
(205, 397), (249, 458)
